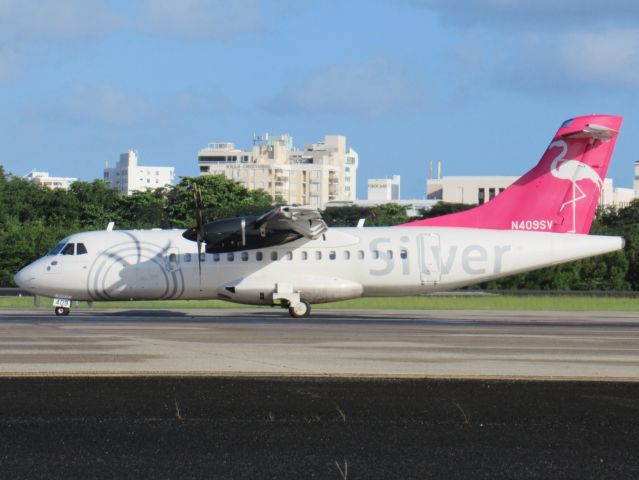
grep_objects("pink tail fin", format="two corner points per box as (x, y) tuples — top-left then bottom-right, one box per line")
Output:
(402, 114), (622, 234)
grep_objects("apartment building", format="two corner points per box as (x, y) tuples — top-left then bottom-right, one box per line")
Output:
(24, 170), (77, 190)
(198, 134), (358, 208)
(104, 150), (175, 195)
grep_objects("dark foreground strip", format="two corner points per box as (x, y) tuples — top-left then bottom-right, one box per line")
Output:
(0, 377), (638, 479)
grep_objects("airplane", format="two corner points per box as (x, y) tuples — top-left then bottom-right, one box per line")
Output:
(14, 114), (625, 318)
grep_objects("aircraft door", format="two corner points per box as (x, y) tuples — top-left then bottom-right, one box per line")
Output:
(418, 234), (441, 285)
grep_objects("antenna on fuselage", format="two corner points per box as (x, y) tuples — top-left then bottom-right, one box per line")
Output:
(357, 218), (365, 228)
(106, 222), (115, 231)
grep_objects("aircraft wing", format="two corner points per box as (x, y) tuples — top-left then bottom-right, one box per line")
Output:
(256, 206), (327, 240)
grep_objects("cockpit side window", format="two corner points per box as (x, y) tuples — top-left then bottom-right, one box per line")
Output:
(48, 242), (67, 256)
(76, 243), (88, 255)
(61, 243), (75, 255)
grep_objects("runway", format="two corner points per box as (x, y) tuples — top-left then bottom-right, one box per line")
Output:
(1, 308), (638, 379)
(2, 309), (639, 478)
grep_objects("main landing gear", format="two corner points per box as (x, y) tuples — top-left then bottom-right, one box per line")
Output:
(288, 299), (311, 319)
(54, 307), (70, 316)
(272, 282), (311, 319)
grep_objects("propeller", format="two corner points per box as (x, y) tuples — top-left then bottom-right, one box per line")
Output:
(192, 185), (205, 289)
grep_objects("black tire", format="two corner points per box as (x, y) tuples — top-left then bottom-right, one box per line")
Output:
(288, 299), (311, 319)
(63, 307), (70, 316)
(54, 307), (65, 316)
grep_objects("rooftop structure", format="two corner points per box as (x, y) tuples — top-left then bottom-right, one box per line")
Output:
(367, 175), (400, 202)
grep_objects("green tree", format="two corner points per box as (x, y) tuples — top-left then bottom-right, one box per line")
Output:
(166, 175), (275, 228)
(117, 188), (170, 229)
(323, 203), (410, 227)
(68, 180), (122, 229)
(417, 201), (475, 219)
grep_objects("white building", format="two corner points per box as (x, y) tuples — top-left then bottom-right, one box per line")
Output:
(24, 170), (77, 190)
(198, 134), (358, 209)
(104, 150), (175, 195)
(367, 175), (400, 201)
(427, 176), (518, 205)
(634, 160), (639, 198)
(427, 175), (634, 208)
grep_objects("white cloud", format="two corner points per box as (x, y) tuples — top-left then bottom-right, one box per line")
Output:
(408, 0), (639, 28)
(0, 46), (22, 85)
(64, 84), (155, 126)
(486, 29), (639, 91)
(0, 0), (120, 42)
(138, 0), (261, 40)
(268, 58), (427, 117)
(58, 84), (210, 127)
(0, 0), (120, 85)
(558, 30), (639, 88)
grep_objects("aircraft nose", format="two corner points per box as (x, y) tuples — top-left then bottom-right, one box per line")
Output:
(14, 265), (35, 290)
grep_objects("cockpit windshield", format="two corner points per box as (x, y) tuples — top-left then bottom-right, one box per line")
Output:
(61, 243), (75, 255)
(47, 241), (88, 256)
(48, 242), (67, 256)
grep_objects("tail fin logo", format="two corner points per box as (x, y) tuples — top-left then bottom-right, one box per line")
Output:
(549, 139), (603, 233)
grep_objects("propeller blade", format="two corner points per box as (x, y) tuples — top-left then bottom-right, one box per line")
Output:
(196, 236), (202, 289)
(193, 185), (204, 290)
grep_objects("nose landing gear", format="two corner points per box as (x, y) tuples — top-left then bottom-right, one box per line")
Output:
(54, 307), (70, 316)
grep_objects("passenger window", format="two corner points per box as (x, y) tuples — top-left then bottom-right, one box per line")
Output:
(372, 250), (379, 259)
(271, 251), (278, 261)
(344, 251), (351, 260)
(315, 251), (322, 260)
(166, 253), (179, 272)
(76, 243), (88, 255)
(285, 251), (293, 260)
(213, 253), (219, 262)
(256, 252), (263, 261)
(227, 253), (235, 262)
(301, 251), (308, 260)
(241, 252), (249, 262)
(184, 253), (192, 263)
(200, 253), (206, 262)
(61, 243), (75, 255)
(358, 250), (365, 260)
(400, 249), (408, 260)
(387, 250), (393, 259)
(329, 251), (336, 260)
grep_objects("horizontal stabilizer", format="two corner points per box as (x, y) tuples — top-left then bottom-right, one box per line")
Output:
(560, 123), (618, 141)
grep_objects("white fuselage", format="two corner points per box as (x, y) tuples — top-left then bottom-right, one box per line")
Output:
(15, 226), (624, 305)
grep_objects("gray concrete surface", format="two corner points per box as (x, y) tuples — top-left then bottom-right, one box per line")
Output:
(1, 308), (638, 378)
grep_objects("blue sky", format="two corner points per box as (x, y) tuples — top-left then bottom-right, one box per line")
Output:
(2, 0), (639, 198)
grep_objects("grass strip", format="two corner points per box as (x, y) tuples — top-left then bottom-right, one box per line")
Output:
(1, 295), (638, 311)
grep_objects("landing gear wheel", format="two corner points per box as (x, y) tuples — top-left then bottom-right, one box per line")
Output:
(289, 299), (311, 319)
(55, 307), (70, 316)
